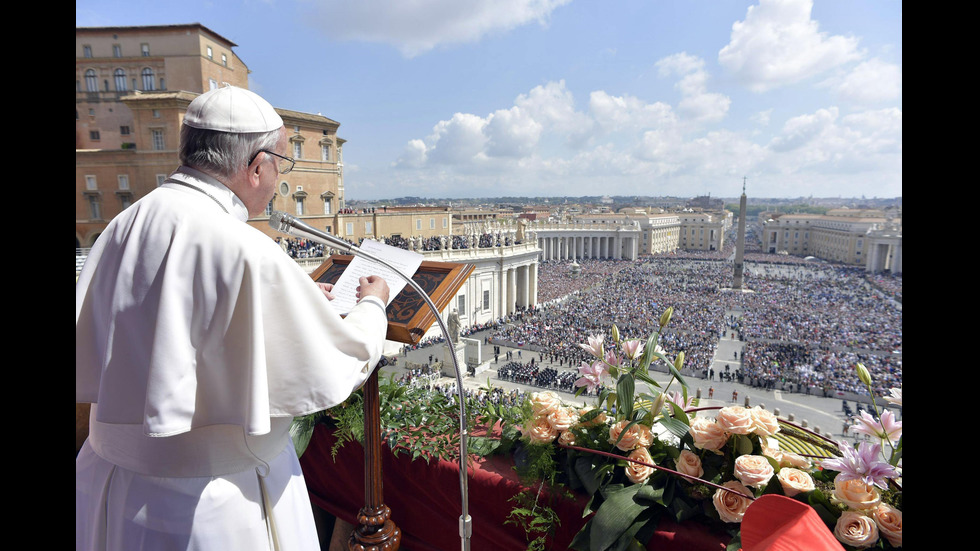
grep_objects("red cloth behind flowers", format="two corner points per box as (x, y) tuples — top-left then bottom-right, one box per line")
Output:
(300, 424), (730, 550)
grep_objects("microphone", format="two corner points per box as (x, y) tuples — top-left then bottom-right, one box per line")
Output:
(268, 210), (356, 254)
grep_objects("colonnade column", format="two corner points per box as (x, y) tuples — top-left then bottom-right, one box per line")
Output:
(507, 267), (517, 314)
(529, 262), (538, 307)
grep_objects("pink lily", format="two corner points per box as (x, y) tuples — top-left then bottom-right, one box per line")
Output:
(665, 390), (695, 410)
(574, 360), (608, 393)
(884, 388), (902, 407)
(578, 334), (604, 358)
(850, 409), (902, 444)
(621, 339), (644, 360)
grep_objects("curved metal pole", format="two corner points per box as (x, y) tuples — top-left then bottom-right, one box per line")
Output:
(336, 244), (472, 551)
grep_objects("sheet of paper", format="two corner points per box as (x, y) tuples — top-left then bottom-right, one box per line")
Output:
(329, 239), (424, 314)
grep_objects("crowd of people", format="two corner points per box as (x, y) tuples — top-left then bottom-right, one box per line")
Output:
(489, 256), (901, 399)
(275, 236), (325, 259)
(496, 362), (580, 393)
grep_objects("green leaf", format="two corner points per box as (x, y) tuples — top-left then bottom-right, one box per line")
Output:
(658, 414), (693, 442)
(590, 485), (645, 551)
(617, 374), (635, 419)
(289, 414), (318, 458)
(666, 359), (688, 389)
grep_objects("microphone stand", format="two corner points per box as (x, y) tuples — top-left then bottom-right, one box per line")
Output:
(270, 212), (472, 551)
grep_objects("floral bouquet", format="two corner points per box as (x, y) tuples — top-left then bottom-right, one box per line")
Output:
(502, 308), (902, 551)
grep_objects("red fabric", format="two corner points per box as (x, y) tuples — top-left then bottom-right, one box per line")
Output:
(300, 424), (730, 550)
(740, 495), (843, 551)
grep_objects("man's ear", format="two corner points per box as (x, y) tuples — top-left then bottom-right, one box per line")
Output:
(246, 153), (265, 187)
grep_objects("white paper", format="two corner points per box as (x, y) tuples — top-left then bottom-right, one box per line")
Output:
(329, 239), (424, 314)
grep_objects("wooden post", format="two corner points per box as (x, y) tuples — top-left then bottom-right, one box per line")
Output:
(349, 368), (401, 551)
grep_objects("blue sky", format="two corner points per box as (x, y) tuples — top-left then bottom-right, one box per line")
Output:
(77, 0), (902, 201)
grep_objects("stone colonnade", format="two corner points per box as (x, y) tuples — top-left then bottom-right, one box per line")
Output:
(535, 229), (640, 261)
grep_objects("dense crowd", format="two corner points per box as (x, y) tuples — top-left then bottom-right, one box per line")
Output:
(275, 237), (325, 258)
(490, 256), (901, 398)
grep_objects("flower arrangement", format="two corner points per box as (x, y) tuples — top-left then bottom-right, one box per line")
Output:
(501, 308), (902, 551)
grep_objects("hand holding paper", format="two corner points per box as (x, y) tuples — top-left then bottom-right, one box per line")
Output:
(329, 239), (424, 314)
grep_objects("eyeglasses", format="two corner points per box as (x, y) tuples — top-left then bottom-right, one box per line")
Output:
(248, 149), (295, 174)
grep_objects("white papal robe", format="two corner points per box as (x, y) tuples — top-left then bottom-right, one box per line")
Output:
(76, 166), (389, 551)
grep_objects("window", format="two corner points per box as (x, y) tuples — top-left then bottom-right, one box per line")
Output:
(365, 221), (372, 233)
(221, 54), (227, 66)
(346, 222), (354, 235)
(443, 217), (448, 228)
(89, 130), (101, 141)
(141, 68), (155, 90)
(120, 125), (130, 135)
(152, 109), (160, 118)
(324, 199), (331, 214)
(293, 141), (302, 159)
(88, 196), (101, 219)
(85, 175), (98, 190)
(141, 43), (150, 56)
(416, 219), (422, 230)
(151, 129), (165, 150)
(83, 45), (93, 58)
(156, 174), (167, 187)
(265, 199), (274, 216)
(85, 69), (97, 92)
(208, 79), (217, 90)
(113, 44), (122, 57)
(159, 78), (166, 90)
(483, 290), (490, 311)
(457, 295), (466, 315)
(430, 218), (435, 229)
(114, 69), (127, 91)
(117, 175), (130, 190)
(321, 145), (330, 161)
(120, 195), (132, 210)
(296, 197), (305, 215)
(206, 46), (213, 59)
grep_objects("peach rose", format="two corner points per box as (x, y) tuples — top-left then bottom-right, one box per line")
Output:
(689, 417), (729, 452)
(760, 442), (783, 465)
(734, 455), (775, 488)
(529, 391), (563, 418)
(625, 447), (655, 484)
(558, 428), (577, 447)
(834, 511), (879, 549)
(547, 406), (579, 432)
(779, 451), (811, 470)
(674, 450), (704, 482)
(712, 480), (753, 523)
(609, 420), (654, 451)
(750, 407), (780, 436)
(776, 468), (815, 497)
(524, 416), (558, 444)
(872, 503), (902, 548)
(833, 478), (881, 511)
(715, 406), (754, 435)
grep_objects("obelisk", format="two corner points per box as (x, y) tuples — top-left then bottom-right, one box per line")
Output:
(732, 177), (747, 290)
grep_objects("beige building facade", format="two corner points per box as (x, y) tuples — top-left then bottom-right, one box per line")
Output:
(760, 208), (902, 273)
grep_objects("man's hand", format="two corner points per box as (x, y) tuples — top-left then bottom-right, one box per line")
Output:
(316, 282), (336, 301)
(357, 275), (390, 305)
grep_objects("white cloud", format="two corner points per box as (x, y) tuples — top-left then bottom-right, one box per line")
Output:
(825, 59), (902, 105)
(718, 0), (863, 92)
(655, 53), (730, 123)
(486, 106), (543, 158)
(763, 106), (902, 180)
(769, 107), (839, 152)
(308, 0), (572, 57)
